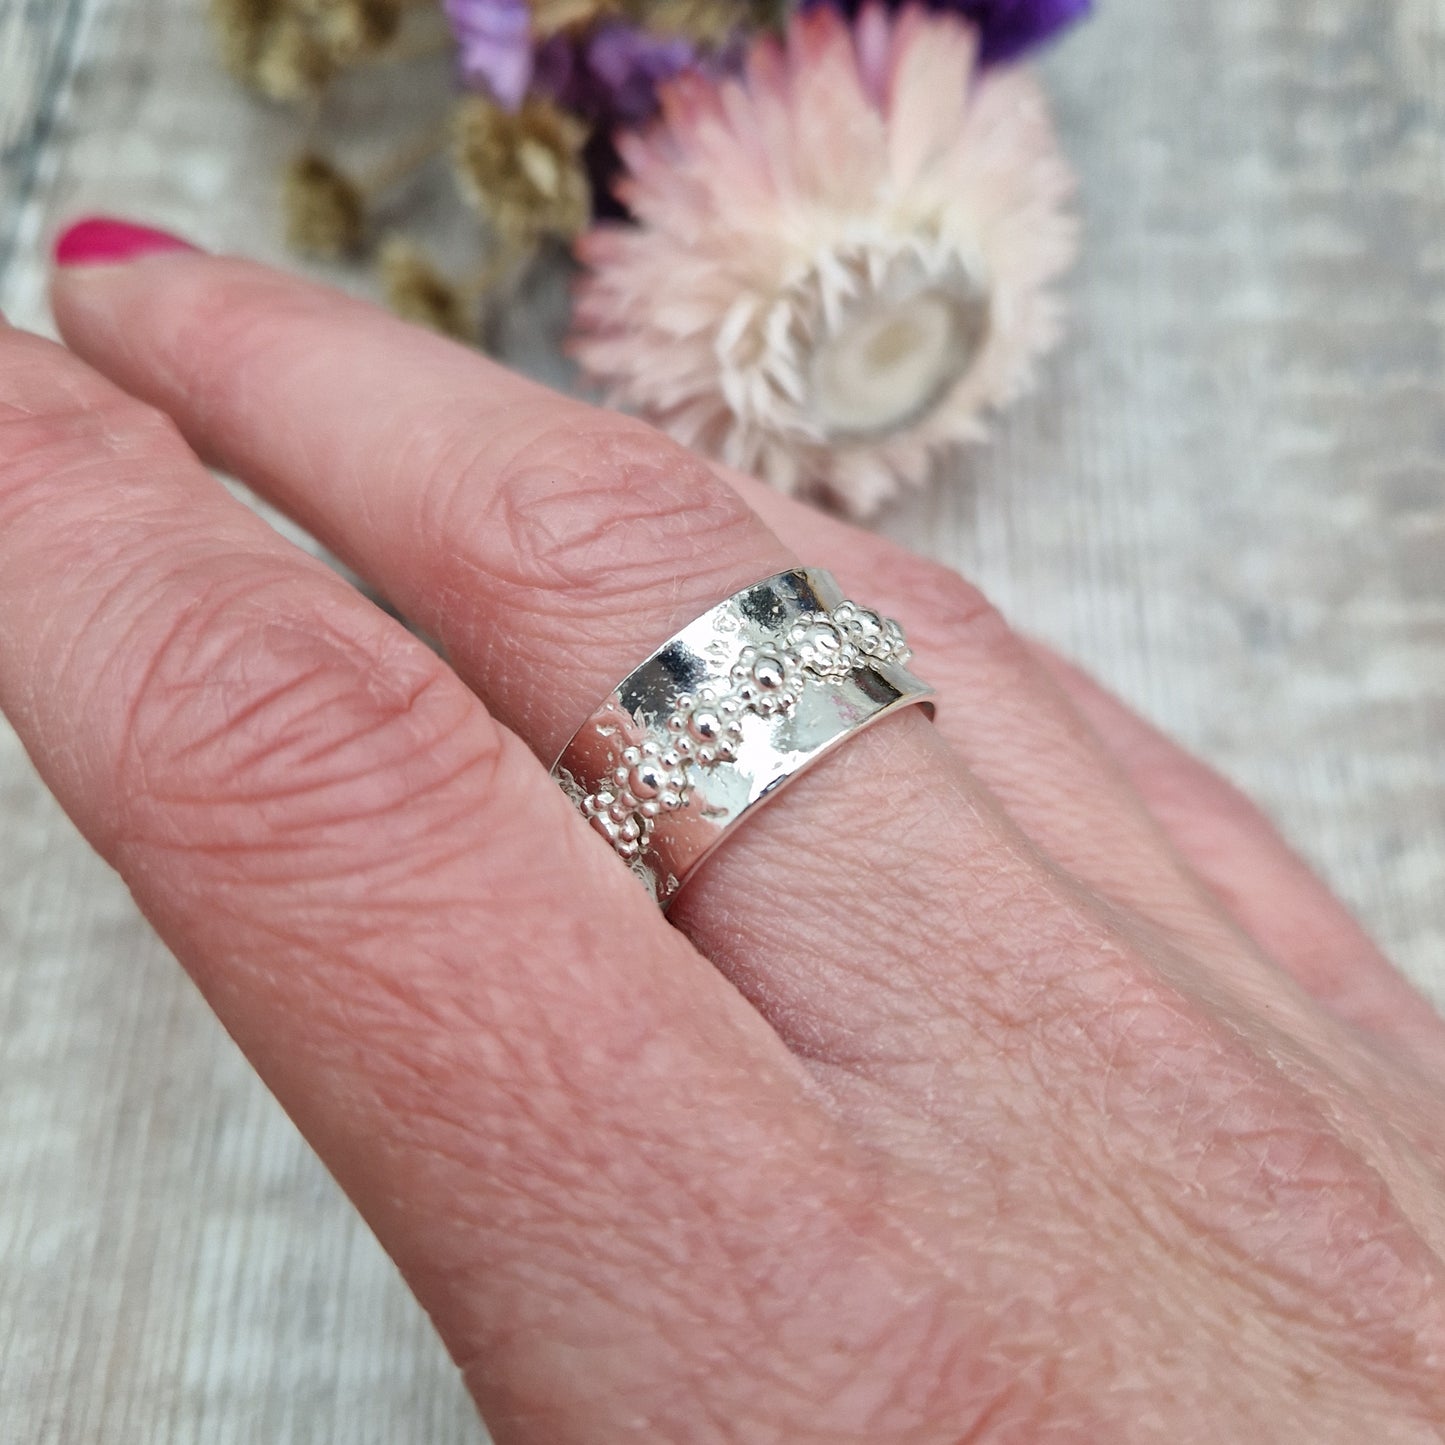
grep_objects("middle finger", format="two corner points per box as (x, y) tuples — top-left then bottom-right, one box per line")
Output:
(50, 247), (1123, 1070)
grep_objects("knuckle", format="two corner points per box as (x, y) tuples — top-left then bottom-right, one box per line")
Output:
(103, 567), (503, 859)
(1187, 1095), (1445, 1370)
(873, 557), (1014, 659)
(1074, 975), (1445, 1399)
(437, 405), (766, 610)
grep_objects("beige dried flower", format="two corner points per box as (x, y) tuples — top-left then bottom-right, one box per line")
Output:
(379, 238), (475, 340)
(284, 152), (367, 256)
(622, 0), (745, 46)
(252, 12), (337, 100)
(211, 0), (403, 102)
(210, 0), (279, 79)
(452, 96), (591, 245)
(293, 0), (404, 61)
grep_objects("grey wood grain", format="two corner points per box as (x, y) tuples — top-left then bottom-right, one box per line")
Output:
(0, 0), (1442, 1440)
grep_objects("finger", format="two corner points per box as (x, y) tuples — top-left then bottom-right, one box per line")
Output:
(0, 317), (945, 1439)
(50, 243), (1151, 1082)
(727, 455), (1445, 1186)
(727, 469), (1247, 938)
(1031, 642), (1445, 1065)
(732, 467), (1445, 1071)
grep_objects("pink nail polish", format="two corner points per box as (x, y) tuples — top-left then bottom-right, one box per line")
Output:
(54, 217), (199, 268)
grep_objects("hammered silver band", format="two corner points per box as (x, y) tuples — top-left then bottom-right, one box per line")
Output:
(550, 568), (934, 908)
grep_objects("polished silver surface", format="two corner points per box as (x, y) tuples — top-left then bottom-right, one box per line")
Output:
(551, 568), (935, 908)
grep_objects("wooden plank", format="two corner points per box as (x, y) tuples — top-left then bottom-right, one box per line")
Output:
(0, 0), (1441, 1439)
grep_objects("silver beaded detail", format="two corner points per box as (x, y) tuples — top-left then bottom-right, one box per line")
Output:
(573, 599), (912, 872)
(551, 569), (933, 908)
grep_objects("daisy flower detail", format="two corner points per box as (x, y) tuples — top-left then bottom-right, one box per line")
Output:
(569, 2), (1079, 516)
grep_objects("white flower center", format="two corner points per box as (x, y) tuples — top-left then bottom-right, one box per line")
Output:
(809, 286), (988, 441)
(719, 239), (994, 449)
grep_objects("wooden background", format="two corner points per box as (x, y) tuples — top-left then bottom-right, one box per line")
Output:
(1, 0), (1442, 1439)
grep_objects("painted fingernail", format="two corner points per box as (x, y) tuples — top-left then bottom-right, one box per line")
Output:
(54, 216), (200, 268)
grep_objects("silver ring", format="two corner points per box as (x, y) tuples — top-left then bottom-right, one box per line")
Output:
(550, 568), (934, 909)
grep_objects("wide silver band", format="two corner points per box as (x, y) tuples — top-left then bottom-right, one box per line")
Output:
(550, 568), (934, 908)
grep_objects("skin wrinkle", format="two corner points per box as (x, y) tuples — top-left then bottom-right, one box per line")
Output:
(467, 1202), (961, 1435)
(689, 810), (1144, 1094)
(484, 438), (745, 601)
(467, 1230), (1023, 1445)
(183, 895), (838, 1346)
(421, 418), (785, 752)
(112, 597), (484, 822)
(0, 418), (124, 532)
(690, 1294), (985, 1445)
(170, 774), (791, 1179)
(170, 840), (592, 1061)
(793, 898), (1445, 1414)
(1027, 638), (1445, 1052)
(162, 646), (403, 770)
(1015, 806), (1445, 1189)
(1078, 1033), (1445, 1398)
(433, 1046), (994, 1439)
(148, 747), (494, 836)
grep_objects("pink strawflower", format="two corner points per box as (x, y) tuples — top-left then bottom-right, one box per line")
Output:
(569, 3), (1079, 516)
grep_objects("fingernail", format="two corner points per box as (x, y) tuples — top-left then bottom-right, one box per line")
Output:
(54, 216), (200, 269)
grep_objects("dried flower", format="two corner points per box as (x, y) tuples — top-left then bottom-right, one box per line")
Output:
(210, 0), (340, 101)
(211, 0), (277, 79)
(534, 23), (697, 127)
(293, 0), (405, 61)
(379, 237), (475, 339)
(254, 15), (337, 99)
(960, 0), (1092, 63)
(623, 0), (753, 47)
(818, 0), (1092, 65)
(444, 0), (537, 107)
(284, 151), (367, 255)
(570, 4), (1078, 516)
(452, 95), (592, 243)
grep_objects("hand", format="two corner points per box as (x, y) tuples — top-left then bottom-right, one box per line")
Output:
(3, 222), (1442, 1443)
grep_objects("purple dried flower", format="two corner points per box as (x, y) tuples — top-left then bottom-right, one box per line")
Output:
(535, 23), (699, 128)
(959, 0), (1092, 64)
(587, 25), (698, 123)
(444, 0), (535, 110)
(815, 0), (1092, 66)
